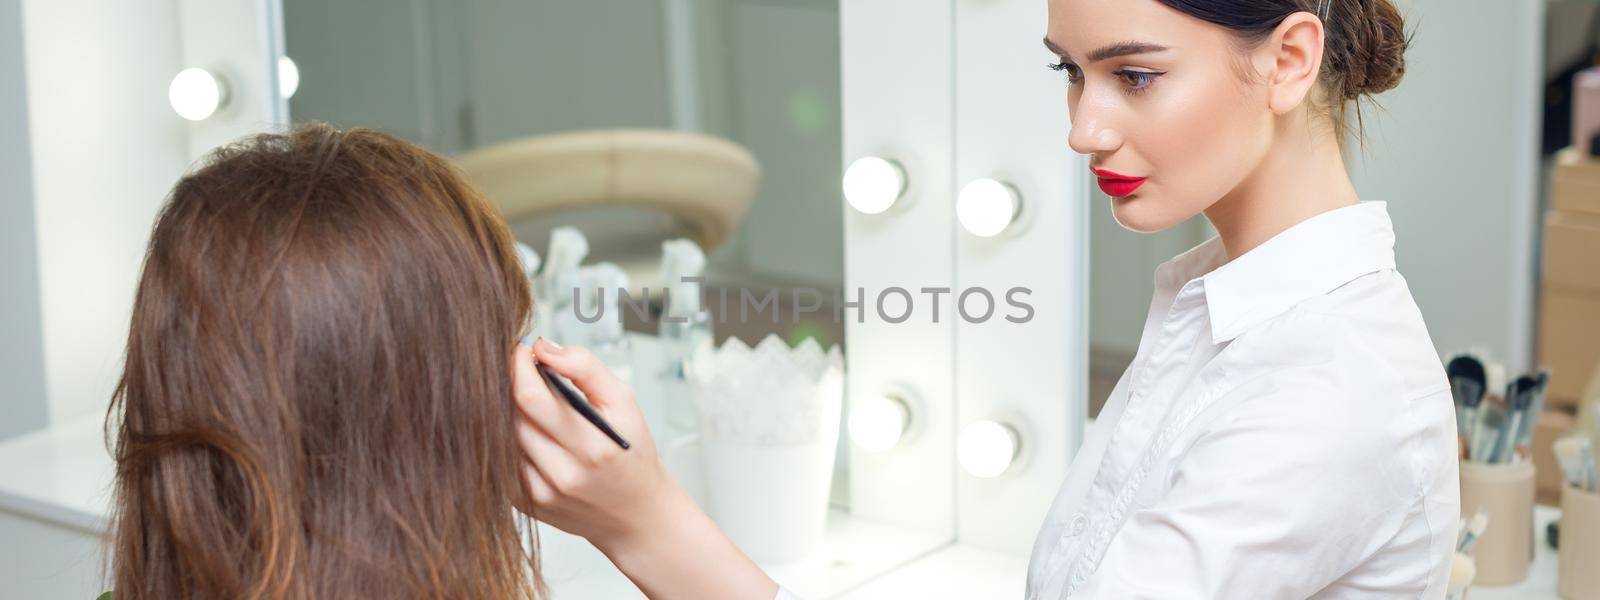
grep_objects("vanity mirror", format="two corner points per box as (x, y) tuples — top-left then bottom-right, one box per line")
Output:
(278, 0), (955, 596)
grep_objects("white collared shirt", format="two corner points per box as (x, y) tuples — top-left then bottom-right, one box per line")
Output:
(1026, 201), (1459, 599)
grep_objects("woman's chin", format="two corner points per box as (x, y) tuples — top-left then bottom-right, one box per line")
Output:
(1113, 197), (1203, 235)
(1109, 194), (1183, 234)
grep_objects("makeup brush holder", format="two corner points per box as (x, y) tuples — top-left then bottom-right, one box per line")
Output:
(1559, 486), (1600, 599)
(1460, 460), (1535, 585)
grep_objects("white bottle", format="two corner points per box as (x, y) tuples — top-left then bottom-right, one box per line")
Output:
(514, 241), (544, 338)
(537, 227), (589, 346)
(579, 262), (634, 386)
(657, 239), (713, 434)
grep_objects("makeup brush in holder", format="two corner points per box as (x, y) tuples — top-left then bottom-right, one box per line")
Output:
(692, 334), (844, 563)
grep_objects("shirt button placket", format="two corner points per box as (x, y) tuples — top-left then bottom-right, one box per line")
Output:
(1056, 512), (1087, 555)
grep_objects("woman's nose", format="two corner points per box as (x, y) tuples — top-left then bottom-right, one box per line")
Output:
(1067, 104), (1122, 156)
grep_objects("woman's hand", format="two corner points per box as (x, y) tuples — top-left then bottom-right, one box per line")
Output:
(509, 337), (667, 546)
(510, 337), (778, 600)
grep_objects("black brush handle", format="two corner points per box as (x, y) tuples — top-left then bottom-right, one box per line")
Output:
(536, 362), (631, 450)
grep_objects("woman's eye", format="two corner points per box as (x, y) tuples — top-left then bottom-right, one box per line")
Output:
(1115, 69), (1162, 92)
(1048, 61), (1082, 84)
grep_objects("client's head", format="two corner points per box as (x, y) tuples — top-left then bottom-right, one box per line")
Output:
(107, 123), (539, 598)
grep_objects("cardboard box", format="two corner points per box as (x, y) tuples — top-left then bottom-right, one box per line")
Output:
(1545, 210), (1600, 294)
(1554, 148), (1600, 215)
(1533, 409), (1576, 507)
(1538, 290), (1600, 406)
(1539, 207), (1600, 406)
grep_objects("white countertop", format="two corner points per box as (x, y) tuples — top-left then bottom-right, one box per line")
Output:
(0, 415), (113, 534)
(0, 332), (948, 598)
(830, 506), (1568, 600)
(0, 411), (948, 599)
(0, 416), (1569, 598)
(0, 333), (1572, 598)
(1469, 504), (1562, 600)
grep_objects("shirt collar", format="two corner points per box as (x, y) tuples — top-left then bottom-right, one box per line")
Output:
(1155, 201), (1399, 345)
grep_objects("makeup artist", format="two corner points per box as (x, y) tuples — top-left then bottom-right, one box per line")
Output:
(512, 0), (1459, 597)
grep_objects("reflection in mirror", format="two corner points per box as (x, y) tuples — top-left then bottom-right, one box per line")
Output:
(281, 0), (948, 596)
(282, 0), (845, 344)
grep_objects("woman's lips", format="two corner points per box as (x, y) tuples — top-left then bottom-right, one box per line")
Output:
(1092, 167), (1147, 198)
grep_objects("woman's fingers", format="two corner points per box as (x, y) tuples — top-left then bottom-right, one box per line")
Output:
(515, 414), (586, 491)
(507, 340), (680, 554)
(532, 338), (637, 412)
(510, 341), (615, 461)
(528, 339), (652, 453)
(521, 459), (557, 508)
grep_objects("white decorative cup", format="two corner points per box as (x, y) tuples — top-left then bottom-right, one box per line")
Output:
(693, 335), (844, 563)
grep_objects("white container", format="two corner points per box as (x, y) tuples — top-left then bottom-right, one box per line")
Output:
(702, 420), (840, 563)
(694, 336), (844, 563)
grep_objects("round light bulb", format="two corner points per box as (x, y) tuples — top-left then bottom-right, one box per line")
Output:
(168, 67), (226, 121)
(959, 420), (1019, 478)
(956, 178), (1021, 237)
(277, 56), (300, 99)
(843, 156), (906, 215)
(849, 393), (910, 452)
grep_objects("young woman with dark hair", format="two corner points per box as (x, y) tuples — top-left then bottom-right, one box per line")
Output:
(515, 1), (1459, 598)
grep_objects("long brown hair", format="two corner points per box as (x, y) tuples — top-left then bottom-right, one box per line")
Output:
(106, 123), (542, 598)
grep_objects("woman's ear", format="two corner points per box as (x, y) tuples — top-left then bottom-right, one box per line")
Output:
(1258, 11), (1326, 115)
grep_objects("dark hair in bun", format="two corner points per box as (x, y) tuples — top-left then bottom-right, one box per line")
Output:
(1153, 0), (1410, 142)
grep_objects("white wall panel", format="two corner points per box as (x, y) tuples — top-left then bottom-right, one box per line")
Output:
(952, 0), (1086, 553)
(1348, 0), (1542, 371)
(841, 0), (957, 537)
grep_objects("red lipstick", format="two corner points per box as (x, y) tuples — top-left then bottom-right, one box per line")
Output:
(1092, 167), (1147, 197)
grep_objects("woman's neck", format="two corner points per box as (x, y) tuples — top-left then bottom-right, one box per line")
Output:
(1203, 115), (1361, 262)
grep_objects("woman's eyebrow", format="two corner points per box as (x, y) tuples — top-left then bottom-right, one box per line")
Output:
(1042, 37), (1169, 63)
(1043, 37), (1070, 58)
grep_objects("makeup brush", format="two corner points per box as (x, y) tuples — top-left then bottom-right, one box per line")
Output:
(534, 361), (631, 450)
(1446, 552), (1475, 599)
(1582, 437), (1598, 492)
(1446, 355), (1486, 458)
(1475, 403), (1507, 464)
(1499, 375), (1537, 463)
(1512, 369), (1550, 458)
(1554, 435), (1592, 491)
(1457, 510), (1490, 555)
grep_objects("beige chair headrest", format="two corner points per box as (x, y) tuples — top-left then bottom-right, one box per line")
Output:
(453, 129), (761, 252)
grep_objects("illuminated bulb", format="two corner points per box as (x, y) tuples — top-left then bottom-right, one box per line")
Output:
(843, 156), (906, 214)
(848, 392), (910, 452)
(956, 178), (1021, 237)
(168, 67), (227, 121)
(959, 420), (1019, 478)
(278, 56), (300, 99)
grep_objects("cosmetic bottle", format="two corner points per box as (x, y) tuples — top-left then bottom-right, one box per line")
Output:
(579, 262), (634, 386)
(514, 241), (549, 340)
(657, 239), (713, 434)
(537, 227), (589, 346)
